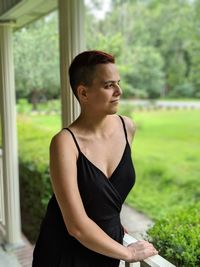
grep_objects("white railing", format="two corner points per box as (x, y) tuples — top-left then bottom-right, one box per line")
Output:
(0, 149), (5, 228)
(122, 234), (176, 267)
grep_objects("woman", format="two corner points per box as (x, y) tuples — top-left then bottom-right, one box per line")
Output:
(32, 50), (158, 267)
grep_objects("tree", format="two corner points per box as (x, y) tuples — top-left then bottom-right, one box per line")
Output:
(86, 0), (199, 98)
(14, 12), (60, 109)
(188, 0), (200, 97)
(121, 46), (165, 98)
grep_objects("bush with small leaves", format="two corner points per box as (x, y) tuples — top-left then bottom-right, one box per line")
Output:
(147, 203), (200, 267)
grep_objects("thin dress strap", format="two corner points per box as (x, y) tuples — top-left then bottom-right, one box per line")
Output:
(63, 128), (81, 153)
(118, 115), (128, 143)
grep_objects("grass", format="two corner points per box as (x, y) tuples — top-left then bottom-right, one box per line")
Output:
(17, 114), (61, 163)
(126, 109), (200, 219)
(16, 107), (200, 220)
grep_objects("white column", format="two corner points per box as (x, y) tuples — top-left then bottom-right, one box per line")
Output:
(58, 0), (85, 127)
(0, 23), (22, 248)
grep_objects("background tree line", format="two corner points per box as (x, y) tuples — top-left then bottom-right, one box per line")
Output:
(14, 0), (200, 109)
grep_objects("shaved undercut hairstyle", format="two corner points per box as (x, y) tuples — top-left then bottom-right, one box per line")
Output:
(69, 50), (115, 99)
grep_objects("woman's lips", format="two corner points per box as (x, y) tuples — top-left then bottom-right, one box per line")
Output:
(110, 99), (120, 103)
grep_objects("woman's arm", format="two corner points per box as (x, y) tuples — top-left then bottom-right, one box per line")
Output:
(50, 130), (157, 262)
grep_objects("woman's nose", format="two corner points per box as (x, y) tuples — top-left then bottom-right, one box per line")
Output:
(114, 83), (122, 96)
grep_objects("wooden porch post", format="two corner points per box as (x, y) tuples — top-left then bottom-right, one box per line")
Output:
(58, 0), (85, 127)
(0, 23), (22, 248)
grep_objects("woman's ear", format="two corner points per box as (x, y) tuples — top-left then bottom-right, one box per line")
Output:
(77, 85), (88, 102)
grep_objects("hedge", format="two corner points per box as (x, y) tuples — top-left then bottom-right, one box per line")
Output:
(19, 158), (52, 242)
(147, 203), (200, 267)
(18, 117), (55, 242)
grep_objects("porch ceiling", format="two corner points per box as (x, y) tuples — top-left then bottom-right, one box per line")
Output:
(0, 0), (57, 30)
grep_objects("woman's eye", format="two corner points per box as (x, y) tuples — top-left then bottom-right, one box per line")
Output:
(105, 83), (113, 89)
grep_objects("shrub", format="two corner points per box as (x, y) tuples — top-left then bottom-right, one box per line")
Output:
(17, 116), (56, 242)
(147, 203), (200, 267)
(36, 99), (61, 113)
(17, 98), (32, 114)
(19, 159), (52, 242)
(169, 82), (195, 98)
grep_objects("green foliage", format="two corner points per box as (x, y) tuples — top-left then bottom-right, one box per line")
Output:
(16, 99), (32, 114)
(126, 88), (148, 99)
(169, 82), (196, 98)
(36, 99), (61, 113)
(17, 98), (61, 114)
(13, 1), (200, 102)
(17, 114), (60, 242)
(189, 41), (200, 98)
(14, 12), (60, 107)
(121, 46), (165, 98)
(167, 56), (187, 89)
(85, 0), (199, 98)
(19, 159), (52, 242)
(147, 203), (200, 267)
(86, 31), (124, 59)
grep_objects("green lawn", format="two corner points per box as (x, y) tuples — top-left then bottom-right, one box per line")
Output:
(126, 109), (200, 219)
(17, 108), (200, 220)
(17, 114), (61, 164)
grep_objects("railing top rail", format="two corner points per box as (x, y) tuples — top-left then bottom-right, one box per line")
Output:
(123, 234), (176, 267)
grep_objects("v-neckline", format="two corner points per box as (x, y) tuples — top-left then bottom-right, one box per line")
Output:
(79, 143), (129, 180)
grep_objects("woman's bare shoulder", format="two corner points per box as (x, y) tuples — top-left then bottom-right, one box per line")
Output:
(120, 115), (136, 137)
(49, 129), (78, 188)
(50, 128), (78, 156)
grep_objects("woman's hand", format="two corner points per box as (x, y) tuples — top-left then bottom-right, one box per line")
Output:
(126, 240), (158, 263)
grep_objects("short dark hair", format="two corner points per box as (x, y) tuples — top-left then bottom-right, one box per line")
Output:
(68, 50), (115, 99)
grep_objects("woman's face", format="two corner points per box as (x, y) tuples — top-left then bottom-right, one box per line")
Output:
(83, 63), (122, 115)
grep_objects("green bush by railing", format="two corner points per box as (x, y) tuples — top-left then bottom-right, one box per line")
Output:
(147, 203), (200, 267)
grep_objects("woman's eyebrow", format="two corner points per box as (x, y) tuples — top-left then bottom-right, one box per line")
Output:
(104, 80), (120, 84)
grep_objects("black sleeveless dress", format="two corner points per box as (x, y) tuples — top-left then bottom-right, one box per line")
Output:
(32, 115), (136, 267)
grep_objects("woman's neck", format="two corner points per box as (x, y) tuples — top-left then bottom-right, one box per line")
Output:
(72, 112), (113, 136)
